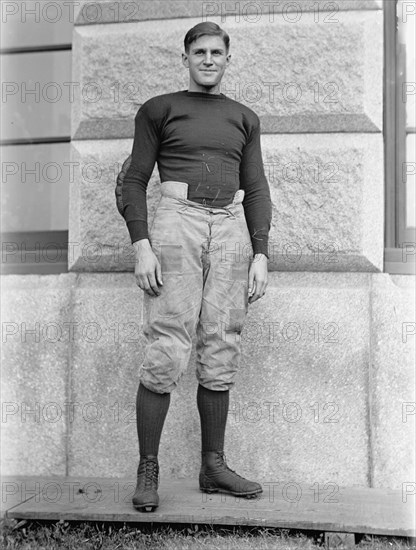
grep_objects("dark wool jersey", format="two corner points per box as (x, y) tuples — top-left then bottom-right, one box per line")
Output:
(121, 90), (272, 257)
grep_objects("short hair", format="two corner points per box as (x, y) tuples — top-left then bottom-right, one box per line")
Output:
(184, 22), (230, 53)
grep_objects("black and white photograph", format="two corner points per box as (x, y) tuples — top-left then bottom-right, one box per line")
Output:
(1, 1), (415, 548)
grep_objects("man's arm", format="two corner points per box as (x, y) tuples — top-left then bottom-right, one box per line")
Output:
(133, 238), (163, 297)
(121, 103), (161, 245)
(239, 114), (272, 259)
(239, 113), (272, 303)
(121, 102), (164, 296)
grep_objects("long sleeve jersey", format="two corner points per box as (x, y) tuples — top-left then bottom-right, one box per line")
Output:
(121, 90), (272, 257)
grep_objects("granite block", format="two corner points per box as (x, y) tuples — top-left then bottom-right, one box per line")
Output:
(0, 274), (76, 476)
(71, 10), (383, 138)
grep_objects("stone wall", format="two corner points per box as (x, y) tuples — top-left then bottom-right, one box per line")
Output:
(70, 5), (384, 271)
(2, 0), (415, 492)
(2, 272), (414, 489)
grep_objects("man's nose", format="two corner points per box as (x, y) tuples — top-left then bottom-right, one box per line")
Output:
(203, 53), (214, 65)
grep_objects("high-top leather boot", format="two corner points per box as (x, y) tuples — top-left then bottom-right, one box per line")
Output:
(199, 451), (262, 498)
(132, 455), (159, 512)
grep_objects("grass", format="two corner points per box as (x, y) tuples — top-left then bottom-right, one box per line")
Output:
(1, 520), (415, 550)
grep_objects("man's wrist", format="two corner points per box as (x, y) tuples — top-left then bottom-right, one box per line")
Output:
(253, 252), (268, 260)
(252, 240), (269, 259)
(133, 238), (151, 252)
(127, 220), (149, 245)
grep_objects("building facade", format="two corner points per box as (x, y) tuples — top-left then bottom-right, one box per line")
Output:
(1, 0), (415, 492)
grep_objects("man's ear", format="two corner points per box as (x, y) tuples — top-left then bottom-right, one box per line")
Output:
(226, 53), (231, 67)
(182, 52), (189, 68)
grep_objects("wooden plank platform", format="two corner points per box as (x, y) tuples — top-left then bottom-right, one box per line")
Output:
(2, 477), (415, 538)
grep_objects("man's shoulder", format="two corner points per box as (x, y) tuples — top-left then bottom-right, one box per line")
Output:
(139, 91), (186, 115)
(222, 94), (260, 126)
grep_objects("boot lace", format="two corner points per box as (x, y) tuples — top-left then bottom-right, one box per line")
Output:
(218, 452), (246, 480)
(138, 458), (158, 489)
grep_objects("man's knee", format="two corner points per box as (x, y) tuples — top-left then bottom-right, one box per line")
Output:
(139, 374), (178, 394)
(197, 378), (235, 391)
(139, 379), (175, 395)
(196, 364), (238, 392)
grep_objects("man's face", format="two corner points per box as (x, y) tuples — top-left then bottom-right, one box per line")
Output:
(182, 35), (231, 94)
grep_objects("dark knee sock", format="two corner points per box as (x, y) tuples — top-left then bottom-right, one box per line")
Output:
(136, 383), (170, 457)
(197, 383), (229, 452)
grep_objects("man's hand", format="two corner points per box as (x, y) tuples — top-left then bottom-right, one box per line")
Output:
(133, 239), (163, 296)
(248, 253), (268, 304)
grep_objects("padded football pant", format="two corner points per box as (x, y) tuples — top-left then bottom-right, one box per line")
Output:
(139, 181), (254, 394)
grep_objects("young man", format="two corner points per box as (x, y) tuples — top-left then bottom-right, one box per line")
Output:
(118, 21), (272, 512)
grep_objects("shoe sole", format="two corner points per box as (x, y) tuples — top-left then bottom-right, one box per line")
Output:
(200, 487), (262, 498)
(134, 504), (157, 512)
(133, 503), (159, 512)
